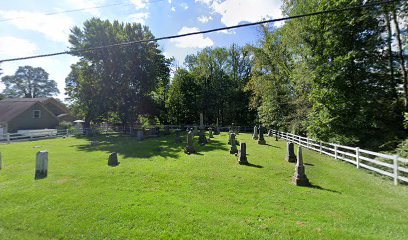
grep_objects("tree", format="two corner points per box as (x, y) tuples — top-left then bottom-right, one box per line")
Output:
(1, 66), (59, 98)
(67, 18), (169, 126)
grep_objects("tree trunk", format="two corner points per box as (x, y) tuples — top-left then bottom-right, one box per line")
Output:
(392, 8), (408, 109)
(384, 8), (395, 85)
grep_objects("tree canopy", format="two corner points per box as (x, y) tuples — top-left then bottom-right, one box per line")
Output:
(1, 66), (59, 98)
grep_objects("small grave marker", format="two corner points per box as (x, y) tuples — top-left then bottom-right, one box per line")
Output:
(252, 126), (258, 140)
(35, 151), (48, 180)
(230, 133), (238, 154)
(285, 142), (297, 163)
(237, 142), (248, 165)
(108, 152), (119, 166)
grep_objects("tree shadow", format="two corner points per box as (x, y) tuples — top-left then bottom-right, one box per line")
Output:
(71, 133), (228, 160)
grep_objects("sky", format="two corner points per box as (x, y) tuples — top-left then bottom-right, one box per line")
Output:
(0, 0), (283, 101)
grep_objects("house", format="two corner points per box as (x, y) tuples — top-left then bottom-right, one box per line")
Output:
(0, 98), (73, 134)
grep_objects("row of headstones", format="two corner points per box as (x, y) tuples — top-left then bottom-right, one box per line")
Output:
(252, 125), (267, 144)
(228, 132), (248, 165)
(184, 127), (216, 154)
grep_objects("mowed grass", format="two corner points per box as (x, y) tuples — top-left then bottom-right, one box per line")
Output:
(0, 132), (407, 240)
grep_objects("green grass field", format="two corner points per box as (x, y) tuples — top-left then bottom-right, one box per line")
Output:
(0, 132), (407, 239)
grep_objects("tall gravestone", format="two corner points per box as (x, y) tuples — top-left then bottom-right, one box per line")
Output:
(229, 133), (238, 154)
(252, 126), (258, 140)
(292, 147), (310, 186)
(108, 152), (119, 166)
(185, 130), (196, 154)
(237, 142), (248, 165)
(258, 125), (266, 145)
(35, 151), (48, 179)
(285, 142), (297, 163)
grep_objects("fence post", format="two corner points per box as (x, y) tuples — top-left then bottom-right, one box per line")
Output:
(30, 131), (33, 140)
(7, 133), (10, 144)
(334, 144), (338, 160)
(393, 155), (399, 186)
(307, 137), (309, 148)
(319, 141), (322, 154)
(356, 147), (360, 169)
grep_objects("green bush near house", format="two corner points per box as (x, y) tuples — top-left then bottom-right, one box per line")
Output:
(0, 133), (407, 239)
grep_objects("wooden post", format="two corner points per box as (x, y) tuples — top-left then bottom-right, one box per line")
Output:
(306, 137), (309, 148)
(319, 141), (322, 154)
(334, 145), (338, 160)
(356, 147), (360, 169)
(393, 155), (399, 185)
(35, 151), (48, 179)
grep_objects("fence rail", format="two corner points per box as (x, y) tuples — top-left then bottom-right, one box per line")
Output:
(0, 129), (72, 143)
(271, 130), (408, 185)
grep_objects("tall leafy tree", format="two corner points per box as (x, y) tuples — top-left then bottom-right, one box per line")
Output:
(1, 66), (59, 98)
(67, 18), (169, 126)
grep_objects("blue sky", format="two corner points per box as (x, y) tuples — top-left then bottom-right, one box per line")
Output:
(0, 0), (283, 100)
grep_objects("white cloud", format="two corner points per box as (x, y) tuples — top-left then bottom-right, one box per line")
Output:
(131, 0), (148, 10)
(171, 7), (176, 12)
(170, 26), (213, 48)
(198, 0), (282, 27)
(197, 15), (212, 23)
(0, 36), (38, 59)
(168, 0), (172, 3)
(0, 10), (74, 43)
(180, 3), (189, 10)
(128, 12), (149, 24)
(217, 29), (235, 35)
(64, 0), (105, 16)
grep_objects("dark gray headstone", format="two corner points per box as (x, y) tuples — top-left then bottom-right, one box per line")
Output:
(108, 152), (119, 166)
(285, 142), (297, 163)
(208, 127), (214, 138)
(237, 142), (248, 164)
(198, 129), (207, 145)
(230, 133), (238, 154)
(258, 125), (266, 145)
(292, 147), (310, 186)
(35, 151), (48, 179)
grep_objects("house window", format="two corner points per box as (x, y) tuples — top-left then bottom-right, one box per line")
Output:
(33, 110), (41, 119)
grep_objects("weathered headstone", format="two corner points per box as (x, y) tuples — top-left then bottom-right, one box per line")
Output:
(252, 126), (258, 140)
(35, 151), (48, 179)
(208, 127), (214, 138)
(175, 129), (182, 143)
(185, 130), (196, 154)
(237, 142), (248, 165)
(136, 129), (144, 141)
(108, 152), (119, 166)
(285, 142), (297, 163)
(198, 129), (207, 145)
(200, 113), (204, 130)
(258, 125), (266, 145)
(229, 133), (238, 154)
(292, 147), (310, 186)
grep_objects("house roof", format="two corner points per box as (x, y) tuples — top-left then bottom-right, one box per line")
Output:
(0, 98), (65, 123)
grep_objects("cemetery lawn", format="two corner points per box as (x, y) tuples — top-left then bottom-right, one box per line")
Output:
(0, 133), (407, 240)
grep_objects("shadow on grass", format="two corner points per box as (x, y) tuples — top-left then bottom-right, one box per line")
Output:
(241, 162), (264, 168)
(308, 183), (341, 194)
(71, 133), (228, 159)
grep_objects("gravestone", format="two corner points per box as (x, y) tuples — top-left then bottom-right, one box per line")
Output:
(252, 126), (258, 140)
(229, 133), (238, 154)
(215, 118), (220, 135)
(136, 129), (144, 141)
(198, 130), (207, 145)
(108, 152), (119, 166)
(237, 142), (248, 165)
(292, 147), (310, 186)
(258, 125), (266, 145)
(285, 142), (297, 163)
(175, 129), (182, 143)
(185, 130), (196, 154)
(35, 151), (48, 179)
(208, 127), (214, 138)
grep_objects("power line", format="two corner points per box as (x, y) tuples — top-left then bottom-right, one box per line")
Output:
(0, 0), (167, 23)
(0, 0), (400, 63)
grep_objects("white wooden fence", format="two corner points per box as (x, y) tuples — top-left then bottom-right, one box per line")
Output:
(272, 130), (408, 185)
(0, 129), (71, 143)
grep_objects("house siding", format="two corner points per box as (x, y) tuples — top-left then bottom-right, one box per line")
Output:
(8, 103), (59, 132)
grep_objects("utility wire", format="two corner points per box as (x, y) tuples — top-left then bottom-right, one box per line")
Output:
(0, 0), (400, 63)
(0, 0), (166, 22)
